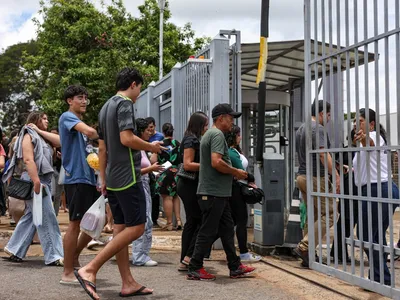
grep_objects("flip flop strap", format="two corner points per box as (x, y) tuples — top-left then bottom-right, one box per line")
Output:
(83, 279), (97, 292)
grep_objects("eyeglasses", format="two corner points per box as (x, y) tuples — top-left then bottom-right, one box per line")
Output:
(75, 96), (90, 105)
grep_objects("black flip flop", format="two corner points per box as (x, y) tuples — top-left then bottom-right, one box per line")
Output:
(2, 255), (23, 263)
(74, 270), (97, 300)
(119, 286), (153, 297)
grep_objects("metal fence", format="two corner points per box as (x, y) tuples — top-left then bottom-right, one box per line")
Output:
(134, 34), (230, 141)
(304, 0), (400, 297)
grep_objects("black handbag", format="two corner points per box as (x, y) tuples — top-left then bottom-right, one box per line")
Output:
(176, 163), (197, 181)
(238, 182), (265, 205)
(8, 177), (33, 200)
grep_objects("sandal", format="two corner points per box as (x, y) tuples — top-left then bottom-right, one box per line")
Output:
(74, 270), (97, 300)
(2, 255), (23, 263)
(176, 220), (182, 230)
(161, 223), (173, 231)
(47, 258), (64, 267)
(178, 263), (188, 272)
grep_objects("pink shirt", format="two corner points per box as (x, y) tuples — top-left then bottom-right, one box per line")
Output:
(141, 151), (151, 169)
(0, 144), (5, 157)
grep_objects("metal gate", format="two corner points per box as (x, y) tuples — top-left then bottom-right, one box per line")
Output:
(304, 0), (400, 297)
(134, 32), (234, 141)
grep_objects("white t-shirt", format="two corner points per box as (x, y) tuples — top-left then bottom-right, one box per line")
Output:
(232, 148), (249, 169)
(240, 153), (249, 170)
(353, 131), (388, 187)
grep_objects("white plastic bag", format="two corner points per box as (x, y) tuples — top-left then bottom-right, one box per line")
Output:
(80, 195), (106, 239)
(58, 166), (65, 185)
(32, 185), (43, 227)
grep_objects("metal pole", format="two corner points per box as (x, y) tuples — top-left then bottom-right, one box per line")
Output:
(158, 0), (165, 80)
(256, 0), (270, 163)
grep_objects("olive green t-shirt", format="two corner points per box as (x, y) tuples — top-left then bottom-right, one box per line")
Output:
(197, 128), (233, 197)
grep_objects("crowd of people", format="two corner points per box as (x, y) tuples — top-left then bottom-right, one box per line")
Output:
(2, 68), (398, 297)
(294, 100), (400, 286)
(0, 67), (259, 299)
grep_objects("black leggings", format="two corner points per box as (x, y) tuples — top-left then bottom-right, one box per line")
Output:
(230, 183), (248, 254)
(177, 178), (202, 262)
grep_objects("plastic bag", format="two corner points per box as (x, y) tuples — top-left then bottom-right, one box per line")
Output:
(80, 195), (106, 239)
(58, 166), (65, 185)
(33, 185), (43, 227)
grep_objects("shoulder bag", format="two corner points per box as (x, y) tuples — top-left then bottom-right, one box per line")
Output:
(6, 157), (33, 201)
(176, 163), (197, 181)
(237, 181), (265, 205)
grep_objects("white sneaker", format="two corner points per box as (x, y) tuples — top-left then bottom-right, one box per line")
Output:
(143, 260), (158, 267)
(87, 239), (104, 250)
(240, 252), (262, 262)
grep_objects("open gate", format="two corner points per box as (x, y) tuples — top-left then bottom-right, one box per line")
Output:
(304, 0), (400, 297)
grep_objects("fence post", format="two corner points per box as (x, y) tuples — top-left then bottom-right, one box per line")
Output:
(209, 34), (230, 117)
(208, 35), (230, 250)
(171, 63), (182, 141)
(146, 81), (159, 126)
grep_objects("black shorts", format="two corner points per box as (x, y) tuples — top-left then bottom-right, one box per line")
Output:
(64, 183), (99, 221)
(107, 182), (146, 227)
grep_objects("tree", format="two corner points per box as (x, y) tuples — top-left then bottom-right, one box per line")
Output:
(24, 0), (209, 126)
(344, 112), (356, 120)
(0, 41), (39, 130)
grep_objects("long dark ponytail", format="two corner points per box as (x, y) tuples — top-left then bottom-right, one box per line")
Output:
(359, 108), (387, 144)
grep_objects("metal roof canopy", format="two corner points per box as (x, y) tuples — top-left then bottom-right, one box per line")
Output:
(231, 39), (375, 91)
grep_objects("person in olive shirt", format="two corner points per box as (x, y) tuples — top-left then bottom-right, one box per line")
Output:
(187, 103), (256, 281)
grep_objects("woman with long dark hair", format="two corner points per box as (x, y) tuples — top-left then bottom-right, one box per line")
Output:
(3, 111), (64, 265)
(353, 108), (399, 285)
(177, 112), (209, 271)
(225, 125), (261, 262)
(151, 123), (182, 231)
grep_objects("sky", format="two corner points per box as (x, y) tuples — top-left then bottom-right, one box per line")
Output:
(0, 0), (399, 118)
(0, 0), (305, 51)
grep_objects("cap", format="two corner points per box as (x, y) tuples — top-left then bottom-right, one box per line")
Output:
(211, 103), (242, 119)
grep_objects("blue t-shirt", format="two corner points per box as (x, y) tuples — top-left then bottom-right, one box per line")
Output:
(59, 111), (96, 186)
(149, 131), (164, 143)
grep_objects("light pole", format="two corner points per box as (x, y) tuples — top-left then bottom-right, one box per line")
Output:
(158, 0), (166, 80)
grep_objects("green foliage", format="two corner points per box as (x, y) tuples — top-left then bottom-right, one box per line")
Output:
(344, 112), (356, 120)
(0, 41), (39, 130)
(22, 0), (209, 127)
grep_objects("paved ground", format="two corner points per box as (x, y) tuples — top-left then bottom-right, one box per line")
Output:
(0, 250), (366, 300)
(0, 211), (396, 299)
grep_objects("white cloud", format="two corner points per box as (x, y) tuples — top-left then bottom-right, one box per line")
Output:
(0, 0), (40, 51)
(0, 15), (39, 51)
(0, 0), (305, 51)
